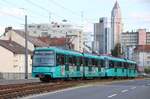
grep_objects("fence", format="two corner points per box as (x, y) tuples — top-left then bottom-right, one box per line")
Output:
(0, 73), (35, 80)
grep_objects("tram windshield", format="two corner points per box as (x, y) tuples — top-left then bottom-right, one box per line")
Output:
(33, 51), (55, 66)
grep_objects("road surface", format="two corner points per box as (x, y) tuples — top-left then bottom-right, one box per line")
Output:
(24, 79), (150, 99)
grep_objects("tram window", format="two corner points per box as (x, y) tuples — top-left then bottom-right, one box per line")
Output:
(68, 56), (73, 65)
(109, 61), (114, 68)
(100, 60), (105, 67)
(114, 62), (117, 67)
(65, 65), (69, 71)
(122, 68), (124, 72)
(84, 58), (88, 66)
(91, 59), (93, 66)
(118, 62), (122, 68)
(89, 59), (92, 66)
(115, 68), (117, 72)
(126, 63), (129, 69)
(122, 62), (125, 68)
(89, 66), (92, 71)
(95, 60), (98, 67)
(79, 57), (83, 65)
(77, 66), (80, 71)
(56, 54), (65, 65)
(98, 67), (101, 72)
(92, 59), (97, 66)
(72, 56), (77, 66)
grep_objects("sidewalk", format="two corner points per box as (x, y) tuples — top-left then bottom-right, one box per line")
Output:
(0, 79), (40, 85)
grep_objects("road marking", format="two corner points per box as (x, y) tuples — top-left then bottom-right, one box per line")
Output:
(108, 94), (117, 98)
(147, 84), (150, 86)
(131, 87), (136, 89)
(121, 90), (128, 93)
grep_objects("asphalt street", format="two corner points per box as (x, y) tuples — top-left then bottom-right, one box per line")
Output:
(24, 79), (150, 99)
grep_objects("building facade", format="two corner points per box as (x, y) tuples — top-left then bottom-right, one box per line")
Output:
(133, 45), (150, 67)
(121, 29), (149, 46)
(93, 17), (111, 54)
(82, 32), (93, 53)
(0, 40), (32, 79)
(111, 1), (122, 49)
(0, 27), (48, 51)
(122, 29), (150, 60)
(27, 23), (83, 52)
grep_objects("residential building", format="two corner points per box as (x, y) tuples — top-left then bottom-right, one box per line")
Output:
(93, 17), (111, 54)
(133, 45), (150, 67)
(121, 29), (150, 59)
(27, 23), (83, 52)
(0, 27), (48, 51)
(83, 32), (93, 53)
(38, 37), (74, 49)
(111, 1), (122, 48)
(122, 29), (148, 47)
(0, 40), (32, 79)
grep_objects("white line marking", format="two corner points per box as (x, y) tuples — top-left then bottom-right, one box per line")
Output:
(131, 87), (136, 89)
(108, 94), (117, 98)
(121, 90), (128, 93)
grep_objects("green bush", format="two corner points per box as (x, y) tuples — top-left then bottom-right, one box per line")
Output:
(144, 67), (150, 74)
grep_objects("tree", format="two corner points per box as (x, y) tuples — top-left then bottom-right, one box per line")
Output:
(144, 67), (150, 74)
(111, 43), (122, 57)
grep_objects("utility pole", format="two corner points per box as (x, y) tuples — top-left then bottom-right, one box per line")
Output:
(65, 32), (68, 49)
(25, 15), (28, 79)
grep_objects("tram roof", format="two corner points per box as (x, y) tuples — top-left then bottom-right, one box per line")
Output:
(35, 47), (83, 56)
(104, 56), (126, 62)
(126, 60), (136, 64)
(83, 53), (105, 59)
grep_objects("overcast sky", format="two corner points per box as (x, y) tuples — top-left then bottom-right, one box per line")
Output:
(0, 0), (150, 35)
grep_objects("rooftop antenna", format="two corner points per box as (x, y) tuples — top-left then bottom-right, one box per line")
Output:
(49, 12), (51, 22)
(81, 11), (84, 25)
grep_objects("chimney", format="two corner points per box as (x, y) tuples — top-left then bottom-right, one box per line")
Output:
(8, 36), (12, 43)
(5, 27), (12, 33)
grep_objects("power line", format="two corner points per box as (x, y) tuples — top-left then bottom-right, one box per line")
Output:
(0, 10), (24, 22)
(47, 0), (80, 17)
(1, 0), (55, 21)
(25, 0), (67, 20)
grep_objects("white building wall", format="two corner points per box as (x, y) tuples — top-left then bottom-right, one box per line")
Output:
(133, 51), (150, 67)
(27, 23), (83, 52)
(1, 30), (34, 51)
(0, 46), (32, 73)
(0, 46), (14, 73)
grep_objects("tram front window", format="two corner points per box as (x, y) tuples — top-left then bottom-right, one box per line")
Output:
(33, 51), (55, 66)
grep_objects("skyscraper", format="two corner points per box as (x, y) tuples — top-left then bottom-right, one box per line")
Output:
(111, 1), (122, 49)
(93, 17), (111, 54)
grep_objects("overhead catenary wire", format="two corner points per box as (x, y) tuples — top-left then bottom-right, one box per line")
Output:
(25, 0), (69, 21)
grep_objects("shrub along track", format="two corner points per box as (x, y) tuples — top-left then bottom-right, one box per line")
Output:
(0, 78), (140, 99)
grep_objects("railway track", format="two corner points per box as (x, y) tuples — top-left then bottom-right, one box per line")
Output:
(0, 80), (79, 99)
(0, 78), (139, 99)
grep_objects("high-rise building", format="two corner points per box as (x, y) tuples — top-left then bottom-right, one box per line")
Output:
(93, 17), (111, 54)
(111, 1), (122, 49)
(121, 29), (150, 59)
(121, 29), (149, 47)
